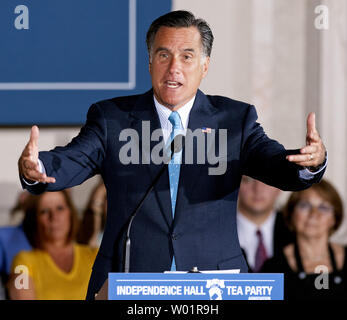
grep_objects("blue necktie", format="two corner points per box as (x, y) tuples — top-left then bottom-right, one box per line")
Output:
(168, 111), (183, 271)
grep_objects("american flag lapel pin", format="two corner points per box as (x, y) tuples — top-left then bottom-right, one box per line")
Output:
(202, 127), (212, 133)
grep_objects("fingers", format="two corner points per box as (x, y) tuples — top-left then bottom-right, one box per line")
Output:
(287, 155), (316, 167)
(20, 126), (39, 174)
(300, 145), (317, 155)
(289, 112), (326, 169)
(306, 112), (320, 143)
(286, 147), (325, 168)
(29, 125), (39, 147)
(19, 158), (56, 184)
(23, 126), (39, 158)
(19, 125), (56, 184)
(306, 112), (316, 134)
(287, 154), (313, 162)
(24, 169), (56, 184)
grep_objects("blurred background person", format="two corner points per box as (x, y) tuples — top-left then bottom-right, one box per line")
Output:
(8, 190), (30, 226)
(0, 190), (32, 299)
(237, 176), (294, 272)
(262, 179), (347, 300)
(77, 180), (107, 248)
(8, 190), (97, 300)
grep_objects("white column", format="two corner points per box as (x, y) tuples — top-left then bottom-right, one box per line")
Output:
(320, 0), (347, 243)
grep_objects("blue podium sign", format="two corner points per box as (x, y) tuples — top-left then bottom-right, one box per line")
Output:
(0, 0), (171, 125)
(108, 273), (284, 300)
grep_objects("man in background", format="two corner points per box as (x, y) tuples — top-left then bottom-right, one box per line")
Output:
(237, 176), (294, 272)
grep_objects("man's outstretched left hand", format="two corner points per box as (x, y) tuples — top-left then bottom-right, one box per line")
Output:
(286, 112), (326, 170)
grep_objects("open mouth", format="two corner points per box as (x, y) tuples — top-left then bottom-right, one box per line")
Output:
(165, 81), (182, 88)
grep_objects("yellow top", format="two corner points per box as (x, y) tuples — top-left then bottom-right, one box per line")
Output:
(11, 244), (98, 300)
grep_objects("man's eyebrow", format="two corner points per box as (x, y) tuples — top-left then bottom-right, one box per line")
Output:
(154, 47), (169, 53)
(154, 47), (196, 53)
(183, 48), (195, 53)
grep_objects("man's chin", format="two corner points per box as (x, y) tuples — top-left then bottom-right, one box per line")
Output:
(248, 207), (272, 216)
(154, 94), (178, 109)
(162, 97), (191, 110)
(161, 101), (176, 109)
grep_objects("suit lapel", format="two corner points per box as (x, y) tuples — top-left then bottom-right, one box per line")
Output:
(129, 89), (173, 227)
(127, 89), (219, 228)
(174, 90), (219, 224)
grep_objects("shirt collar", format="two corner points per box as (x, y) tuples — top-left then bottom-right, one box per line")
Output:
(153, 95), (196, 130)
(237, 210), (277, 236)
(237, 210), (277, 269)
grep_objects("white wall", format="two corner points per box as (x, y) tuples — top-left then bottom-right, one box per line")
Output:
(173, 0), (347, 243)
(1, 0), (346, 243)
(0, 127), (99, 224)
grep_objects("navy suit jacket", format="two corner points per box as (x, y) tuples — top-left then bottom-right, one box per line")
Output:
(22, 89), (324, 299)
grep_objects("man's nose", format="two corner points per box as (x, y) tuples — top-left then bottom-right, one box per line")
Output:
(253, 180), (265, 193)
(168, 56), (181, 74)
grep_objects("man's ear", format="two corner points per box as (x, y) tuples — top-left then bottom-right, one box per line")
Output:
(202, 56), (210, 78)
(149, 60), (152, 75)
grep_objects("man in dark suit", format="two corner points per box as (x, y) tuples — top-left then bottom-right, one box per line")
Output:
(237, 176), (294, 272)
(18, 11), (327, 299)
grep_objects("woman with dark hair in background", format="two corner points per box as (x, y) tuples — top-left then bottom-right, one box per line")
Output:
(262, 179), (347, 300)
(8, 190), (97, 300)
(77, 180), (107, 248)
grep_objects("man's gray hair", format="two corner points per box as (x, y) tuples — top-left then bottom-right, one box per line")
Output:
(146, 10), (214, 59)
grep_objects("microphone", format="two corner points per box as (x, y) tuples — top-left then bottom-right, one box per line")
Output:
(123, 134), (185, 273)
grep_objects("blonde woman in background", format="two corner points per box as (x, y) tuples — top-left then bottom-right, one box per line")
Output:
(8, 190), (97, 300)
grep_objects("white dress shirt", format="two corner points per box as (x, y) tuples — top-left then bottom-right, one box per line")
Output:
(236, 210), (277, 270)
(153, 95), (195, 145)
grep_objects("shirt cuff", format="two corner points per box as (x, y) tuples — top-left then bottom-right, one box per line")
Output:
(22, 159), (46, 185)
(298, 153), (328, 180)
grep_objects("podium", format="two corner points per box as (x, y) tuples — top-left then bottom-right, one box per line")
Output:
(96, 272), (284, 300)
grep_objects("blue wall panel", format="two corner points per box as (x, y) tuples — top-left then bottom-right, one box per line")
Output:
(0, 0), (171, 125)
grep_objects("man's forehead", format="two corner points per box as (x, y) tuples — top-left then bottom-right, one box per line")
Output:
(153, 26), (202, 46)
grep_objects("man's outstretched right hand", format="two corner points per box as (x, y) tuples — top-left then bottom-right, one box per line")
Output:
(18, 125), (56, 184)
